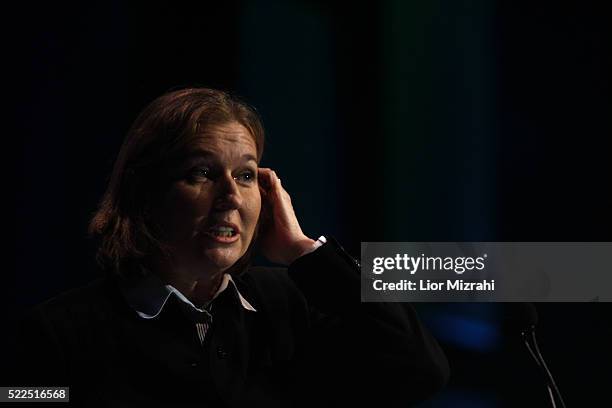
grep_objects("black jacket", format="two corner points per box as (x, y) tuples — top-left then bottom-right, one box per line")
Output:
(6, 238), (449, 407)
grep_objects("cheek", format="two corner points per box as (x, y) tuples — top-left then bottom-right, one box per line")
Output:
(155, 184), (211, 239)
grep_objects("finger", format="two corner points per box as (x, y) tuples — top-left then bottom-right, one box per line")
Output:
(259, 168), (279, 181)
(263, 168), (278, 188)
(259, 181), (277, 216)
(258, 168), (278, 190)
(270, 171), (285, 199)
(258, 188), (272, 221)
(258, 184), (268, 200)
(258, 168), (284, 199)
(257, 168), (269, 187)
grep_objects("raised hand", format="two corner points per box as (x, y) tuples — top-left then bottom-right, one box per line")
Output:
(257, 168), (315, 265)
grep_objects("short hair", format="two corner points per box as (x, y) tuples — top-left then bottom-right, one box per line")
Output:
(89, 87), (265, 276)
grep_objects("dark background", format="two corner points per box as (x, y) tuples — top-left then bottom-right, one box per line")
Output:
(9, 0), (612, 406)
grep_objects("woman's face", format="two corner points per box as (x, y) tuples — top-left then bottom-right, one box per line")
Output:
(153, 122), (261, 276)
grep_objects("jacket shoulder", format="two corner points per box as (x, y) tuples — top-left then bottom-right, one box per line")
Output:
(6, 277), (124, 385)
(237, 266), (309, 316)
(19, 276), (127, 343)
(241, 266), (289, 288)
(37, 277), (118, 313)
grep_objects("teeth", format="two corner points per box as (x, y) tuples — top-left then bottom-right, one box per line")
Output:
(215, 226), (234, 232)
(209, 225), (235, 237)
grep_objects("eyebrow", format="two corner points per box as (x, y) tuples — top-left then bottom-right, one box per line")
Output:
(187, 149), (258, 164)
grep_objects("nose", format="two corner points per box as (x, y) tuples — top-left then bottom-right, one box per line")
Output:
(213, 172), (243, 211)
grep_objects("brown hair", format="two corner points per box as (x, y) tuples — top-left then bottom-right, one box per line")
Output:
(89, 87), (265, 276)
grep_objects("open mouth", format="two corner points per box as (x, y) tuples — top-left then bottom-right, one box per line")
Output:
(203, 222), (240, 241)
(208, 225), (237, 238)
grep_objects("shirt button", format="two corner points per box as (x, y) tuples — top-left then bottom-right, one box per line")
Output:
(216, 346), (229, 359)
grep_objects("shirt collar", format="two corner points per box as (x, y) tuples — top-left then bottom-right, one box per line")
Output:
(120, 273), (256, 319)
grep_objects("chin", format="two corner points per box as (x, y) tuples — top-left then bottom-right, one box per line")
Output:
(201, 247), (243, 272)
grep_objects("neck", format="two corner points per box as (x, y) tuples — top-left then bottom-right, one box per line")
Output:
(152, 258), (225, 307)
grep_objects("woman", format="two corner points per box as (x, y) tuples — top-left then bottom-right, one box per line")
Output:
(10, 88), (448, 407)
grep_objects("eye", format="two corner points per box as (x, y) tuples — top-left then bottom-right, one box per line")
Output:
(187, 166), (211, 181)
(235, 170), (256, 184)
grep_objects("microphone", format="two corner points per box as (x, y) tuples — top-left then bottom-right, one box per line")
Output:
(503, 301), (538, 333)
(503, 303), (567, 408)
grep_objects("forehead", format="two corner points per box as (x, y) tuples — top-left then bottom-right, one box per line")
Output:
(187, 122), (257, 159)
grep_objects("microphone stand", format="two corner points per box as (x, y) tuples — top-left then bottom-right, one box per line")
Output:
(521, 325), (567, 408)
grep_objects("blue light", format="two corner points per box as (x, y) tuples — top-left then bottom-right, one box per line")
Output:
(425, 314), (501, 352)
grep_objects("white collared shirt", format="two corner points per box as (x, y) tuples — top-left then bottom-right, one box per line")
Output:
(120, 273), (256, 346)
(121, 273), (256, 320)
